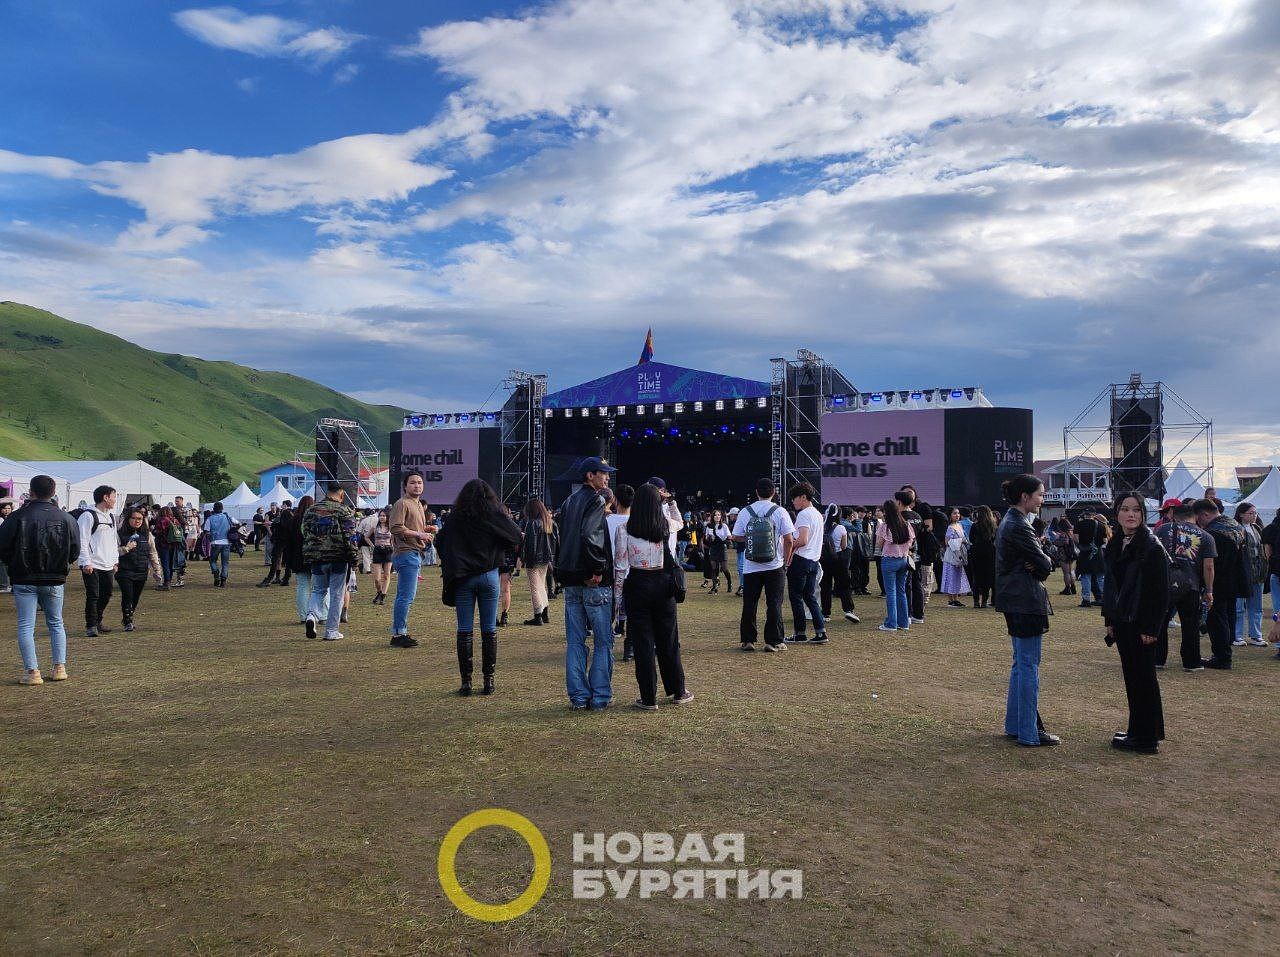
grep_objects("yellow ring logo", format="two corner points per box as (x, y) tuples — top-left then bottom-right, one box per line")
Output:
(437, 809), (551, 922)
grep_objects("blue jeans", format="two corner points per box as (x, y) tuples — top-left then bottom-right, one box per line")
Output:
(209, 544), (230, 580)
(1236, 581), (1264, 639)
(565, 584), (614, 707)
(1079, 573), (1105, 602)
(309, 562), (348, 638)
(1005, 634), (1043, 745)
(787, 555), (825, 637)
(881, 556), (910, 629)
(455, 569), (500, 634)
(295, 571), (328, 623)
(13, 584), (67, 672)
(1272, 574), (1280, 619)
(159, 548), (176, 584)
(391, 551), (421, 636)
(736, 548), (745, 585)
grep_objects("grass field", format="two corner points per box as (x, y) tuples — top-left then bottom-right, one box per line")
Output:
(2, 555), (1277, 955)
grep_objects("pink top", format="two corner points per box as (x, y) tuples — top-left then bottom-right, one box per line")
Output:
(876, 521), (915, 558)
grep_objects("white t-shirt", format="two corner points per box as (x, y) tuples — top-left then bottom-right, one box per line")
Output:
(830, 523), (848, 552)
(793, 505), (824, 562)
(732, 500), (796, 575)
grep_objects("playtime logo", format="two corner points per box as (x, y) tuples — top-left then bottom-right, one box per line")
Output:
(636, 369), (662, 401)
(437, 809), (803, 923)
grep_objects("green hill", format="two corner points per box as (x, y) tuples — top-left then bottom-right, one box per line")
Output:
(0, 302), (407, 483)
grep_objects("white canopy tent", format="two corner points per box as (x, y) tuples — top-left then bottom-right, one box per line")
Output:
(1164, 460), (1207, 502)
(0, 456), (56, 500)
(252, 479), (296, 512)
(219, 482), (260, 521)
(16, 460), (199, 510)
(1239, 465), (1280, 524)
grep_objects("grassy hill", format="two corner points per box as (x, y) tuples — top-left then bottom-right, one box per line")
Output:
(0, 302), (407, 482)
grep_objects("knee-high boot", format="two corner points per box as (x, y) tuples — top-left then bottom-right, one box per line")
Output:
(481, 632), (497, 695)
(456, 632), (473, 696)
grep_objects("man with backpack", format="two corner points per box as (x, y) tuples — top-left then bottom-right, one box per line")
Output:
(1194, 498), (1248, 669)
(731, 478), (796, 652)
(1155, 501), (1216, 672)
(75, 485), (119, 637)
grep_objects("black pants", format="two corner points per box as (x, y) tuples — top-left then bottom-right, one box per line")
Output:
(973, 585), (992, 607)
(874, 558), (884, 595)
(850, 557), (870, 593)
(1157, 591), (1203, 668)
(740, 567), (786, 647)
(820, 553), (854, 617)
(625, 570), (685, 705)
(908, 566), (925, 620)
(1205, 588), (1237, 664)
(82, 569), (113, 628)
(1114, 622), (1165, 745)
(116, 575), (146, 625)
(704, 558), (731, 590)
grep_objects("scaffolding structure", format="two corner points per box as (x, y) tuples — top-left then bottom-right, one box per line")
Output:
(499, 370), (548, 506)
(1062, 374), (1213, 505)
(304, 418), (381, 502)
(771, 350), (857, 497)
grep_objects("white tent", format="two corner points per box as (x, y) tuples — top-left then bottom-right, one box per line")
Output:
(219, 482), (260, 521)
(252, 479), (296, 511)
(1239, 465), (1280, 524)
(16, 460), (199, 510)
(0, 456), (55, 500)
(1164, 460), (1206, 502)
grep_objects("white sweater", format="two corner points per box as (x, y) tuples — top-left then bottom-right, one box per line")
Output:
(77, 506), (119, 571)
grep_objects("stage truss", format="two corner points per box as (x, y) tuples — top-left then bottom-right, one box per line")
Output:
(500, 370), (548, 506)
(771, 350), (857, 497)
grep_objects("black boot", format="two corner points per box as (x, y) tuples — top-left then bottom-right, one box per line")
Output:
(498, 611), (509, 628)
(622, 634), (634, 662)
(456, 632), (473, 696)
(522, 613), (543, 626)
(540, 607), (549, 624)
(480, 632), (497, 695)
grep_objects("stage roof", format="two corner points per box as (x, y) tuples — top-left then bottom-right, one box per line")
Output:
(543, 361), (770, 409)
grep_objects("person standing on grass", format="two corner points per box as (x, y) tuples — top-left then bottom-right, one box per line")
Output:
(703, 509), (732, 595)
(1233, 503), (1267, 646)
(732, 478), (796, 652)
(784, 482), (827, 645)
(388, 471), (436, 648)
(285, 496), (326, 625)
(301, 483), (358, 641)
(1194, 498), (1247, 670)
(940, 508), (972, 609)
(369, 510), (394, 606)
(203, 502), (232, 588)
(1154, 501), (1215, 672)
(1102, 492), (1170, 755)
(0, 497), (14, 594)
(0, 475), (79, 685)
(115, 506), (162, 633)
(606, 485), (633, 655)
(819, 503), (858, 624)
(555, 456), (616, 710)
(1262, 512), (1280, 620)
(967, 506), (998, 609)
(519, 498), (558, 627)
(77, 485), (119, 636)
(994, 474), (1059, 748)
(875, 499), (914, 633)
(435, 479), (523, 696)
(616, 483), (693, 711)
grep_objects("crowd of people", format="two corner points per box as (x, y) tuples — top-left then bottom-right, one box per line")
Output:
(3, 463), (1278, 752)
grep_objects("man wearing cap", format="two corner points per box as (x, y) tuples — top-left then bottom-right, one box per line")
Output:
(1155, 498), (1181, 532)
(647, 477), (685, 556)
(555, 457), (617, 709)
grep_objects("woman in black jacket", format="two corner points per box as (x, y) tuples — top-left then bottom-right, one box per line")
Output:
(1102, 492), (1170, 754)
(993, 475), (1059, 747)
(115, 507), (162, 632)
(518, 498), (557, 626)
(435, 479), (522, 696)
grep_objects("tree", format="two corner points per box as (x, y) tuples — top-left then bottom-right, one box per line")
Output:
(140, 442), (186, 476)
(138, 443), (233, 500)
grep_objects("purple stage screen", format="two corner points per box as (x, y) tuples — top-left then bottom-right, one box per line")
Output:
(395, 429), (481, 504)
(821, 410), (945, 504)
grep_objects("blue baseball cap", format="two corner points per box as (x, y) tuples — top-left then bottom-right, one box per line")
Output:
(579, 456), (616, 475)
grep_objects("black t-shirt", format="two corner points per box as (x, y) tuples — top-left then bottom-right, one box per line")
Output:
(1262, 521), (1280, 578)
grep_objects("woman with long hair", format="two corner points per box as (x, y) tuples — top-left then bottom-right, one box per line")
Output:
(616, 484), (692, 710)
(519, 498), (557, 626)
(940, 507), (972, 608)
(1233, 502), (1268, 645)
(496, 505), (520, 628)
(153, 505), (181, 590)
(1102, 492), (1170, 754)
(287, 496), (325, 626)
(114, 506), (162, 632)
(967, 506), (998, 608)
(994, 474), (1058, 747)
(1054, 516), (1077, 595)
(820, 503), (857, 623)
(875, 499), (914, 632)
(369, 510), (394, 605)
(434, 479), (522, 696)
(703, 509), (732, 594)
(0, 497), (12, 593)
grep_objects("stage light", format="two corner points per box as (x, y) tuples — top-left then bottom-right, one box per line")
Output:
(617, 405), (626, 414)
(720, 425), (731, 434)
(694, 401), (703, 412)
(861, 395), (871, 407)
(565, 408), (573, 418)
(964, 388), (976, 400)
(950, 389), (963, 399)
(598, 407), (607, 416)
(715, 400), (724, 410)
(756, 397), (767, 408)
(460, 414), (470, 422)
(654, 404), (664, 413)
(910, 392), (923, 401)
(885, 393), (895, 404)
(645, 428), (656, 437)
(674, 403), (684, 413)
(409, 416), (422, 428)
(435, 415), (446, 424)
(898, 391), (910, 403)
(485, 413), (496, 422)
(669, 427), (680, 436)
(544, 408), (553, 418)
(735, 399), (745, 409)
(939, 390), (949, 403)
(581, 408), (590, 417)
(832, 395), (846, 406)
(923, 391), (934, 403)
(871, 393), (884, 403)
(621, 429), (631, 438)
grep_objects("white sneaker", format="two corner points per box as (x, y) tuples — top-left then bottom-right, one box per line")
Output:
(1248, 637), (1268, 647)
(763, 642), (788, 652)
(844, 612), (860, 623)
(877, 624), (897, 632)
(1231, 638), (1246, 646)
(910, 617), (925, 624)
(323, 632), (343, 641)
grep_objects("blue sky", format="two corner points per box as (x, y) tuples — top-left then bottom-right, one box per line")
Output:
(1, 0), (1278, 482)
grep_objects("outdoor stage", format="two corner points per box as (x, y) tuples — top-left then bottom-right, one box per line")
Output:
(390, 352), (1033, 511)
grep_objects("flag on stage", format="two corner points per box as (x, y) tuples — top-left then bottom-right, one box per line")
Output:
(638, 327), (654, 365)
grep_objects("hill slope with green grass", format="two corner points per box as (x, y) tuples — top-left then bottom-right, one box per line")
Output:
(0, 302), (407, 482)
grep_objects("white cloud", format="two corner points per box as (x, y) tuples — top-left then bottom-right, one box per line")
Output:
(174, 7), (362, 63)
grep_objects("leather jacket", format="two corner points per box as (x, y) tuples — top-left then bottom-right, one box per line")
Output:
(554, 485), (611, 586)
(0, 500), (81, 586)
(993, 508), (1053, 616)
(1101, 525), (1171, 636)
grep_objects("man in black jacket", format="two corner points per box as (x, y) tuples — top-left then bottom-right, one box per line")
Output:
(0, 475), (80, 685)
(555, 456), (616, 710)
(1194, 498), (1247, 669)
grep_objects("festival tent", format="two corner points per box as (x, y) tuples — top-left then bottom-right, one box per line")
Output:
(1164, 460), (1206, 502)
(252, 479), (295, 511)
(219, 482), (260, 521)
(1239, 465), (1280, 524)
(0, 456), (55, 500)
(15, 460), (199, 510)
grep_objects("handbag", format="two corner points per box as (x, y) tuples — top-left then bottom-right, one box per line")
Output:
(663, 544), (687, 604)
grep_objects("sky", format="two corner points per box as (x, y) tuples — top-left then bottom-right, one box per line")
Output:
(1, 0), (1277, 486)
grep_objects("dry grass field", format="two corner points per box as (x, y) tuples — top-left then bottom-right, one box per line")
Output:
(2, 554), (1277, 955)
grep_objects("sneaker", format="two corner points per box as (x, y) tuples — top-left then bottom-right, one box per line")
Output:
(1248, 637), (1268, 647)
(672, 690), (694, 704)
(1079, 601), (1092, 608)
(739, 642), (755, 651)
(570, 703), (589, 711)
(96, 624), (113, 634)
(1231, 638), (1246, 646)
(124, 622), (135, 633)
(49, 664), (68, 681)
(1203, 658), (1231, 670)
(909, 617), (924, 625)
(632, 700), (659, 712)
(877, 624), (897, 632)
(305, 617), (317, 640)
(20, 669), (43, 685)
(389, 634), (416, 648)
(1183, 664), (1205, 672)
(844, 612), (860, 623)
(1154, 663), (1165, 669)
(323, 632), (343, 641)
(810, 634), (829, 645)
(898, 626), (910, 631)
(763, 642), (787, 652)
(784, 634), (809, 644)
(85, 626), (98, 638)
